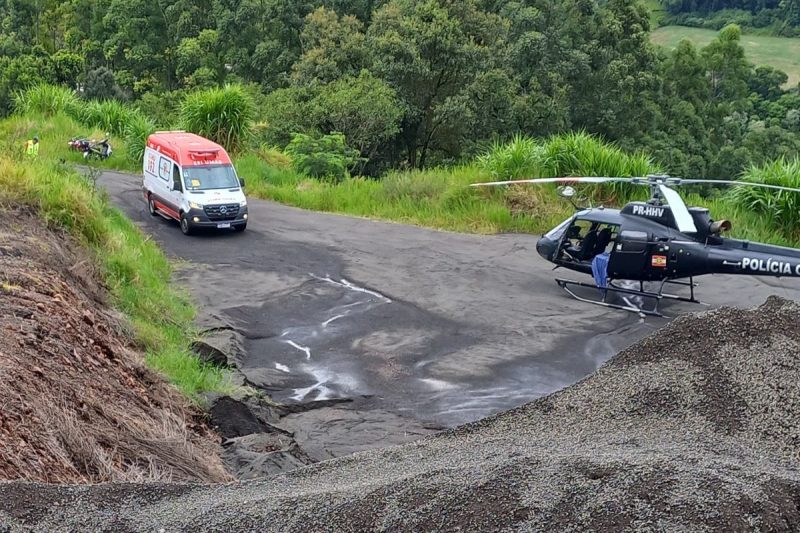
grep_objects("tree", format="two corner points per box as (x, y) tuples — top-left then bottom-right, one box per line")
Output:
(749, 65), (788, 100)
(83, 66), (125, 100)
(312, 70), (403, 172)
(177, 29), (226, 88)
(51, 49), (83, 87)
(702, 24), (750, 103)
(292, 7), (370, 86)
(368, 0), (509, 167)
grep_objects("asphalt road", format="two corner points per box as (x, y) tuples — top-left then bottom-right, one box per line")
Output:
(99, 170), (800, 451)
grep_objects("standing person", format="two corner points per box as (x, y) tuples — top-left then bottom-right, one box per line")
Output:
(24, 136), (39, 158)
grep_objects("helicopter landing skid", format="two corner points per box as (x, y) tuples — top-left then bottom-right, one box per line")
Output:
(554, 277), (707, 318)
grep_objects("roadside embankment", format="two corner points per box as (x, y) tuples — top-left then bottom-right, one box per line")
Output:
(0, 207), (230, 482)
(3, 296), (800, 530)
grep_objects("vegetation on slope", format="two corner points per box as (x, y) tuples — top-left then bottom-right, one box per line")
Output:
(1, 2), (800, 180)
(7, 95), (800, 248)
(0, 156), (230, 398)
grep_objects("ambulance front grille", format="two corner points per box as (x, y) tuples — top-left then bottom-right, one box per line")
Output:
(204, 203), (240, 221)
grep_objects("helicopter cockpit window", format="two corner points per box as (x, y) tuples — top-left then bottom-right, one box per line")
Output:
(560, 221), (619, 262)
(545, 218), (572, 240)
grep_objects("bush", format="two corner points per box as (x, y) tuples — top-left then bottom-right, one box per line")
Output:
(284, 132), (360, 182)
(477, 134), (544, 180)
(729, 158), (800, 235)
(77, 99), (138, 136)
(83, 66), (126, 101)
(255, 144), (292, 169)
(13, 84), (79, 117)
(124, 112), (157, 163)
(180, 84), (254, 153)
(382, 168), (451, 201)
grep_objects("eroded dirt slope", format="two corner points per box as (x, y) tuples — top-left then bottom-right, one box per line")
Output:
(0, 208), (230, 483)
(3, 296), (800, 531)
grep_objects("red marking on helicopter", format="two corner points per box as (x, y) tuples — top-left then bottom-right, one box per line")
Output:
(651, 255), (667, 268)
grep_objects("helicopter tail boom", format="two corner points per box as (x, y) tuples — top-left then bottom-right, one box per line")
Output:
(705, 244), (800, 278)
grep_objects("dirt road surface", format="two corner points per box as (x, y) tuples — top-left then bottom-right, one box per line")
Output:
(99, 170), (800, 453)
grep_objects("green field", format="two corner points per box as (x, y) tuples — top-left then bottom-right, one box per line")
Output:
(651, 26), (800, 87)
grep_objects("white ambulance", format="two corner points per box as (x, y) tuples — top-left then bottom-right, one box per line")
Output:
(142, 131), (248, 235)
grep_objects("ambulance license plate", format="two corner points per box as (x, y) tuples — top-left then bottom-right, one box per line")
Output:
(217, 223), (231, 229)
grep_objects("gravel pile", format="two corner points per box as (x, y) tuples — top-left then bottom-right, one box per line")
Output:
(3, 296), (800, 531)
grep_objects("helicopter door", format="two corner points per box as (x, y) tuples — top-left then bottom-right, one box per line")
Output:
(607, 230), (650, 279)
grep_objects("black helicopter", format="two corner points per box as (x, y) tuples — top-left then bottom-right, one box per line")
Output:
(472, 174), (800, 317)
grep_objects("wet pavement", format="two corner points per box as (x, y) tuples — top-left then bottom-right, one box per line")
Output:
(99, 170), (800, 459)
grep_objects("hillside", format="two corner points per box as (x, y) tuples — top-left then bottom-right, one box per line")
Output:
(3, 296), (800, 530)
(652, 25), (800, 87)
(0, 207), (230, 483)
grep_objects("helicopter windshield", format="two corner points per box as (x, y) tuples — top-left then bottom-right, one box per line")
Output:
(545, 217), (573, 240)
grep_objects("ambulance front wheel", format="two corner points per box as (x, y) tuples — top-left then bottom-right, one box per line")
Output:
(180, 213), (194, 236)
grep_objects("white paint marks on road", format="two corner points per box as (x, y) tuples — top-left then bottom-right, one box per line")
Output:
(419, 378), (458, 391)
(322, 314), (346, 327)
(275, 363), (290, 373)
(310, 274), (392, 303)
(291, 367), (334, 401)
(284, 340), (312, 360)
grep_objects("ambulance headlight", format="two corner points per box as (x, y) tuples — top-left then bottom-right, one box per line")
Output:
(189, 201), (203, 210)
(240, 200), (247, 207)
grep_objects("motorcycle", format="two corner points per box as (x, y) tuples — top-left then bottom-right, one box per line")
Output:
(67, 136), (112, 160)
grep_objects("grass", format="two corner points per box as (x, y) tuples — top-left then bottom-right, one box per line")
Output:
(651, 26), (800, 87)
(643, 0), (666, 28)
(0, 112), (139, 173)
(6, 88), (800, 248)
(180, 84), (254, 153)
(236, 138), (800, 246)
(0, 157), (232, 398)
(13, 84), (80, 117)
(728, 158), (800, 240)
(239, 153), (562, 234)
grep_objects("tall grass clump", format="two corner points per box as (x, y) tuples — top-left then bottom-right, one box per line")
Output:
(729, 158), (800, 235)
(0, 157), (231, 398)
(77, 99), (139, 136)
(180, 84), (254, 153)
(540, 131), (657, 178)
(124, 112), (157, 163)
(13, 84), (79, 117)
(477, 134), (544, 180)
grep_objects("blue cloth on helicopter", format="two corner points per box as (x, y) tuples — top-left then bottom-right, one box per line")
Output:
(591, 252), (610, 288)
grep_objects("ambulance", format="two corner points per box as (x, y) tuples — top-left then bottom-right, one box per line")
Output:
(142, 131), (248, 235)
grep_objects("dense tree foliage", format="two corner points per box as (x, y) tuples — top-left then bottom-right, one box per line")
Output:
(1, 0), (800, 177)
(660, 0), (800, 33)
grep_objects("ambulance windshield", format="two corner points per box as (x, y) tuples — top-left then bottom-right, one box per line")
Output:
(183, 165), (239, 191)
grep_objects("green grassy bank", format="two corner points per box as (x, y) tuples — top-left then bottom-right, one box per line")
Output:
(6, 109), (800, 249)
(0, 156), (231, 398)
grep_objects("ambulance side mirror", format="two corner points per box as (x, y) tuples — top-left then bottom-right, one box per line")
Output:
(239, 177), (245, 188)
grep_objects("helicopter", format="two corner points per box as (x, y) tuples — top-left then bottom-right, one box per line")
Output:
(471, 174), (800, 317)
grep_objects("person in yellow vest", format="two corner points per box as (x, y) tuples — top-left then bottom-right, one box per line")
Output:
(24, 136), (39, 158)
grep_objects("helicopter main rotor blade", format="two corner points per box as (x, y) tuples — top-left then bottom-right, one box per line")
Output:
(658, 184), (698, 234)
(674, 179), (800, 193)
(469, 176), (647, 187)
